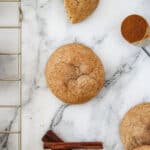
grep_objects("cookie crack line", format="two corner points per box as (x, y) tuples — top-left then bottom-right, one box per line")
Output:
(58, 61), (98, 83)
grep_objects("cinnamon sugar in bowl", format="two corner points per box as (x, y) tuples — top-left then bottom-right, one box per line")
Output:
(121, 14), (149, 44)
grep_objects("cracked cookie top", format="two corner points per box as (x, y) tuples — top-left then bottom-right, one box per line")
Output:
(45, 43), (105, 104)
(120, 103), (150, 150)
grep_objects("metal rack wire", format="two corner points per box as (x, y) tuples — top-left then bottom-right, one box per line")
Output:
(0, 0), (22, 150)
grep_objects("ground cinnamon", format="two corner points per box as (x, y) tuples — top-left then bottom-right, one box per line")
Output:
(121, 14), (149, 43)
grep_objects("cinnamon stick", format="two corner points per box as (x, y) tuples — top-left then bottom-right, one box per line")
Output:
(44, 142), (103, 149)
(42, 130), (63, 142)
(42, 130), (71, 150)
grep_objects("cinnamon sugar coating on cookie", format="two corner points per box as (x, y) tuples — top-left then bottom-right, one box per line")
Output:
(120, 103), (150, 150)
(64, 0), (99, 23)
(133, 145), (150, 150)
(45, 43), (105, 104)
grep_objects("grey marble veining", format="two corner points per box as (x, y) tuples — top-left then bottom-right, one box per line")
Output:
(0, 0), (150, 150)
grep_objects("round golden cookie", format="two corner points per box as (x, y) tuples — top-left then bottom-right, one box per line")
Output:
(120, 103), (150, 150)
(64, 0), (99, 23)
(45, 43), (105, 104)
(133, 145), (150, 150)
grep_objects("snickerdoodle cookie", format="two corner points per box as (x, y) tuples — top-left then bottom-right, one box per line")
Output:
(133, 145), (150, 150)
(120, 103), (150, 150)
(64, 0), (99, 23)
(45, 43), (105, 104)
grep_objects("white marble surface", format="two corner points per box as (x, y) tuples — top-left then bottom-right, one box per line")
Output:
(0, 0), (150, 150)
